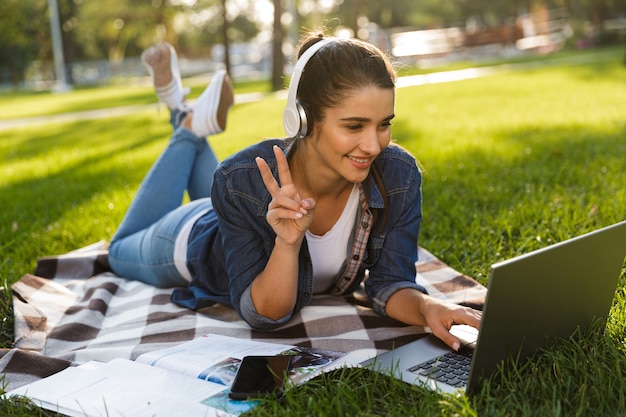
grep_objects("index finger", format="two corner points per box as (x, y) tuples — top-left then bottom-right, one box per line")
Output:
(431, 309), (482, 351)
(272, 145), (294, 189)
(255, 156), (281, 196)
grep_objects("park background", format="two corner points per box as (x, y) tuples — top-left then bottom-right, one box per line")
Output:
(1, 0), (625, 90)
(1, 0), (626, 416)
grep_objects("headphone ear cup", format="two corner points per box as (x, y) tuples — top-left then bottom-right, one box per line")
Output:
(295, 100), (309, 138)
(282, 38), (333, 138)
(283, 103), (301, 138)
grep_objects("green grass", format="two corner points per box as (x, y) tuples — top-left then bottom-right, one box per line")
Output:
(0, 47), (625, 416)
(0, 78), (274, 121)
(3, 45), (619, 121)
(0, 85), (157, 120)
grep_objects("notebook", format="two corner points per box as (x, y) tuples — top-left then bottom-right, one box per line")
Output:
(362, 220), (626, 394)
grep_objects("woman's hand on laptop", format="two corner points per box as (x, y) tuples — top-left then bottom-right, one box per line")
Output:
(386, 289), (482, 351)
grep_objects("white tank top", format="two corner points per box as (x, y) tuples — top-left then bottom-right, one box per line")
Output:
(305, 184), (359, 294)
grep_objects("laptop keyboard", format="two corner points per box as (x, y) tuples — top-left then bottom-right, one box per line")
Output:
(408, 348), (473, 387)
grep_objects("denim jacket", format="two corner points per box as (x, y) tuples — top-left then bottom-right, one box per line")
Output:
(173, 138), (425, 330)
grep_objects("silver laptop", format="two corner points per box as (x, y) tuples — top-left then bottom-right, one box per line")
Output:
(362, 220), (626, 394)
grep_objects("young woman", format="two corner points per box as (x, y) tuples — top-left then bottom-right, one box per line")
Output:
(108, 33), (481, 351)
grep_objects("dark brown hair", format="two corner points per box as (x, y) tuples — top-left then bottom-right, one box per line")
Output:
(295, 33), (397, 136)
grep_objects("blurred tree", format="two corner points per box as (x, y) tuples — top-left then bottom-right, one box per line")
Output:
(59, 0), (80, 83)
(271, 0), (284, 91)
(0, 0), (49, 86)
(574, 0), (624, 43)
(1, 0), (624, 88)
(222, 0), (232, 74)
(73, 0), (179, 62)
(173, 0), (260, 60)
(333, 0), (445, 31)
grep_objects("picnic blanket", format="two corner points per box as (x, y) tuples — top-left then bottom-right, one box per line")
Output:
(2, 241), (487, 392)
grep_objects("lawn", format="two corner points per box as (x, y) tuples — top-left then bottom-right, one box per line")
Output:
(0, 46), (625, 416)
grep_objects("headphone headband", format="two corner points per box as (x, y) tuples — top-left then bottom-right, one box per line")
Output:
(283, 38), (334, 138)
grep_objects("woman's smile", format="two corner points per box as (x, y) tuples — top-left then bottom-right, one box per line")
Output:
(347, 155), (374, 170)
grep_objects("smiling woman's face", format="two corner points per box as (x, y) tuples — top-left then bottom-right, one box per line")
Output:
(305, 86), (395, 185)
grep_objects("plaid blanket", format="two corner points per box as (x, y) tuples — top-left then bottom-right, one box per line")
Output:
(3, 242), (486, 391)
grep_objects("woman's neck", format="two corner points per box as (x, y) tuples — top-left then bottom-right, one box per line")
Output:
(290, 142), (352, 201)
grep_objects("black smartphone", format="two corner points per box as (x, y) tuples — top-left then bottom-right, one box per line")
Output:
(228, 355), (293, 400)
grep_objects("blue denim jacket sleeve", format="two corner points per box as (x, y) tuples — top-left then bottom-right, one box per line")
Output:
(211, 140), (296, 329)
(238, 285), (293, 328)
(363, 146), (426, 317)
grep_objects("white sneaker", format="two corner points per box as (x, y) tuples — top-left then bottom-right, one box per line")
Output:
(141, 43), (186, 110)
(190, 70), (234, 137)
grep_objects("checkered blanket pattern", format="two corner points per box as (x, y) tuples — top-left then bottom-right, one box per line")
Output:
(1, 241), (486, 391)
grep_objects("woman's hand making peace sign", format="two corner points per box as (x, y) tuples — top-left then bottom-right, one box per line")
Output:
(255, 145), (316, 247)
(250, 145), (316, 321)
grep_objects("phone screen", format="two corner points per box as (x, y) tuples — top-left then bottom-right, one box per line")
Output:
(228, 355), (292, 400)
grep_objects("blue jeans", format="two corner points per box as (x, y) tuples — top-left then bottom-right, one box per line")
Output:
(108, 109), (218, 287)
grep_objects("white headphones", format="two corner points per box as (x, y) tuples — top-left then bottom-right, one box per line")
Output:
(283, 38), (334, 138)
